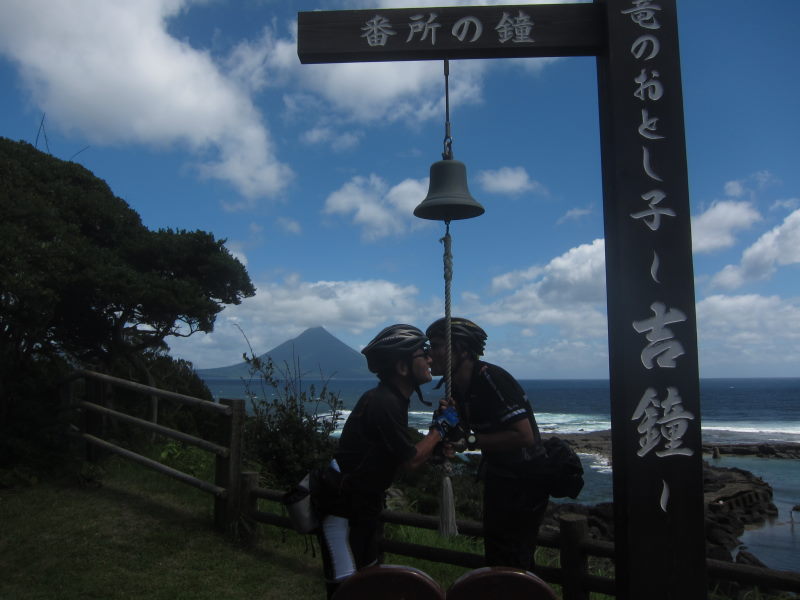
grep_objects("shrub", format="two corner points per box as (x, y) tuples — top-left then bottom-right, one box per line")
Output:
(241, 352), (342, 490)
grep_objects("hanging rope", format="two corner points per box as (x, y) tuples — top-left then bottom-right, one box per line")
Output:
(439, 219), (458, 537)
(443, 221), (453, 403)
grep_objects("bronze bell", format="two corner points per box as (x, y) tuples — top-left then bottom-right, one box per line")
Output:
(414, 158), (485, 221)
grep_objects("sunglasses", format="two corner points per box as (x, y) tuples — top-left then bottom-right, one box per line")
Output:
(412, 346), (431, 359)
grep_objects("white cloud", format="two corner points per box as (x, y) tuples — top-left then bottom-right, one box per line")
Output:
(293, 59), (486, 124)
(225, 243), (249, 267)
(721, 170), (779, 202)
(482, 239), (607, 338)
(168, 275), (421, 367)
(691, 200), (761, 253)
(301, 126), (361, 151)
(709, 209), (800, 289)
(477, 166), (546, 196)
(491, 265), (544, 292)
(222, 1), (570, 149)
(723, 180), (745, 198)
(0, 0), (292, 201)
(696, 294), (800, 375)
(770, 197), (799, 212)
(323, 174), (430, 240)
(557, 206), (593, 224)
(277, 217), (302, 234)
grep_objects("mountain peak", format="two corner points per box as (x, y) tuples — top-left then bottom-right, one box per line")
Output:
(196, 327), (371, 379)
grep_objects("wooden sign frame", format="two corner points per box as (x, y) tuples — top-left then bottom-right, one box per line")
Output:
(298, 2), (707, 598)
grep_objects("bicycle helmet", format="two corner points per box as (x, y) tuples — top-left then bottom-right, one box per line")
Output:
(361, 324), (429, 374)
(426, 317), (487, 358)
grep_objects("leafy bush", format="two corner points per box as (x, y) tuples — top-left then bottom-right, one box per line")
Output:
(241, 351), (342, 490)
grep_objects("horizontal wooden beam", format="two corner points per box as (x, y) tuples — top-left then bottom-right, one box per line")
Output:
(298, 3), (604, 64)
(69, 369), (232, 415)
(79, 400), (230, 457)
(81, 433), (227, 497)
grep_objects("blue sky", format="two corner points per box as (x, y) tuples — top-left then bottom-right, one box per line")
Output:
(1, 0), (798, 379)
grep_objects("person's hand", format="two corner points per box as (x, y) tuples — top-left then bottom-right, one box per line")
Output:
(431, 405), (460, 440)
(444, 439), (466, 455)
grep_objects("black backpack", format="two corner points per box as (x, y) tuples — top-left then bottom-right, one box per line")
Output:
(538, 436), (585, 499)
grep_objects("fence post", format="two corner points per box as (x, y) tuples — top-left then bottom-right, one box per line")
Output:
(215, 398), (245, 533)
(239, 471), (260, 548)
(85, 378), (106, 462)
(559, 513), (590, 600)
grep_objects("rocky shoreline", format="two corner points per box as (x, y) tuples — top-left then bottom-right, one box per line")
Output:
(544, 430), (799, 571)
(557, 429), (800, 459)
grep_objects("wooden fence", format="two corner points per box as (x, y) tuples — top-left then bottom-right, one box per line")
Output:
(62, 369), (244, 531)
(63, 370), (800, 599)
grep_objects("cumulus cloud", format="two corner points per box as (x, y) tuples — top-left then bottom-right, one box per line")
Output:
(323, 174), (430, 240)
(691, 200), (761, 253)
(696, 294), (800, 374)
(477, 166), (547, 196)
(0, 0), (292, 202)
(482, 239), (607, 338)
(169, 274), (421, 368)
(709, 209), (800, 289)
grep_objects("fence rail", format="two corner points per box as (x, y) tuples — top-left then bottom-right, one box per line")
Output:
(62, 371), (800, 599)
(241, 479), (800, 598)
(63, 369), (244, 530)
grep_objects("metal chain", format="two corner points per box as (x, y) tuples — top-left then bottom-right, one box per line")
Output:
(442, 59), (453, 160)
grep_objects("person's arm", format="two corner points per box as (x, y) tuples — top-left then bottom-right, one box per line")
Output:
(402, 429), (443, 471)
(472, 418), (534, 452)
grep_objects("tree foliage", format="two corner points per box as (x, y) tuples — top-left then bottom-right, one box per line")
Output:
(0, 137), (254, 465)
(0, 137), (254, 371)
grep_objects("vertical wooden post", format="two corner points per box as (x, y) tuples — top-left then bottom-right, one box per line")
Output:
(60, 378), (81, 455)
(215, 398), (245, 532)
(595, 1), (707, 598)
(85, 378), (105, 462)
(559, 514), (590, 600)
(239, 471), (260, 548)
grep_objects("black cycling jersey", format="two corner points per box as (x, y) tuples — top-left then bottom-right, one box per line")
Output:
(456, 360), (549, 570)
(458, 360), (543, 477)
(334, 382), (417, 496)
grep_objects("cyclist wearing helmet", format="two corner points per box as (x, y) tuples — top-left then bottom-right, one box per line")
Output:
(316, 324), (459, 598)
(426, 317), (547, 571)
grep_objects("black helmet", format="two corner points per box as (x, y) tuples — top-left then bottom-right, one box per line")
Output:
(426, 317), (487, 357)
(362, 324), (429, 374)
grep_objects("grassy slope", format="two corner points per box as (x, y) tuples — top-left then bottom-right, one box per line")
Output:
(0, 457), (322, 600)
(0, 455), (489, 600)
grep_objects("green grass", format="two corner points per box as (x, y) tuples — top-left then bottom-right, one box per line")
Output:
(0, 451), (614, 599)
(5, 452), (781, 600)
(0, 456), (322, 600)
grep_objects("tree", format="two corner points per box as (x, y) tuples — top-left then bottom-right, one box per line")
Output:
(0, 137), (255, 372)
(0, 137), (255, 458)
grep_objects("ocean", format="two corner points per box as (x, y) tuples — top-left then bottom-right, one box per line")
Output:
(201, 375), (799, 573)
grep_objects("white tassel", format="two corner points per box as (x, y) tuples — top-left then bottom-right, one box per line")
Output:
(438, 473), (458, 537)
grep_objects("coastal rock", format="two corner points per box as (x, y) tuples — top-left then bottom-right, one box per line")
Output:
(703, 442), (800, 459)
(560, 430), (800, 460)
(539, 452), (778, 565)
